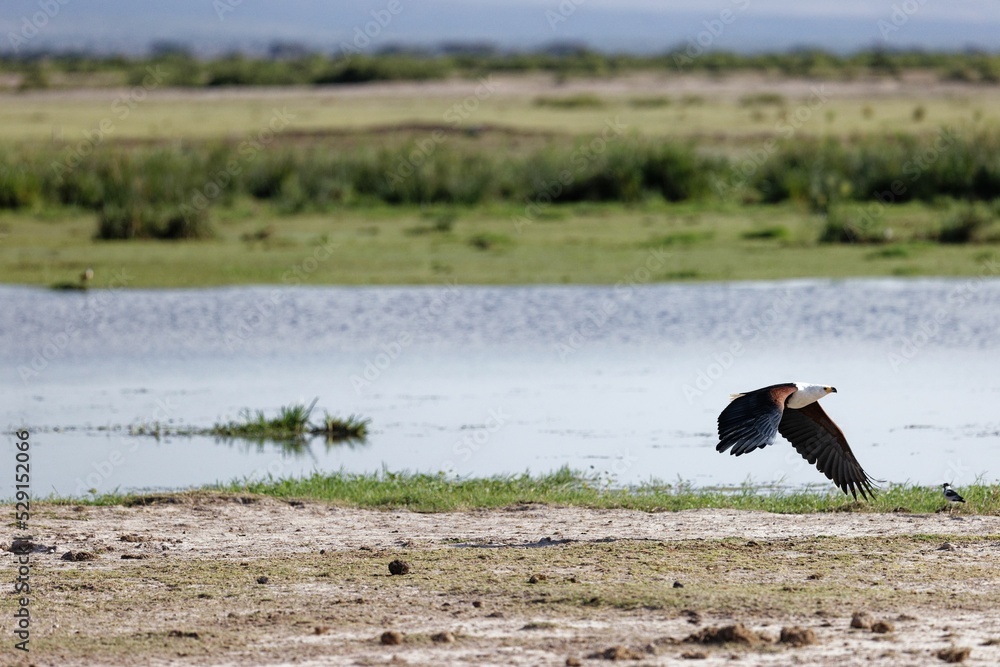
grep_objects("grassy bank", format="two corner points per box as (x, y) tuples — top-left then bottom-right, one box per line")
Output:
(73, 468), (1000, 514)
(3, 201), (997, 287)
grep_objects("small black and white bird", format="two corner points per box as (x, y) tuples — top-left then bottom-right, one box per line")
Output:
(942, 483), (966, 504)
(716, 382), (878, 500)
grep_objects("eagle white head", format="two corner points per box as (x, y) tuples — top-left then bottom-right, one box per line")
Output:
(786, 382), (837, 409)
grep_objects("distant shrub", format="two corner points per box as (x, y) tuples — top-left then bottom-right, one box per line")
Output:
(96, 205), (145, 240)
(868, 245), (911, 258)
(742, 225), (790, 240)
(739, 92), (786, 107)
(157, 206), (213, 239)
(819, 206), (891, 244)
(468, 232), (512, 250)
(314, 56), (451, 84)
(0, 163), (41, 208)
(643, 231), (713, 246)
(663, 269), (700, 280)
(628, 96), (671, 108)
(96, 204), (212, 240)
(18, 62), (50, 91)
(533, 94), (606, 109)
(936, 205), (994, 244)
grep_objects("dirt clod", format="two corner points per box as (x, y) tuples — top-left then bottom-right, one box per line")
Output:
(872, 620), (895, 634)
(380, 630), (404, 645)
(681, 650), (708, 659)
(937, 646), (971, 663)
(167, 630), (199, 639)
(61, 550), (97, 561)
(851, 612), (875, 630)
(388, 559), (411, 575)
(566, 658), (582, 667)
(588, 645), (644, 660)
(685, 623), (764, 647)
(780, 626), (818, 647)
(431, 631), (455, 643)
(682, 609), (702, 625)
(120, 553), (149, 560)
(119, 533), (146, 542)
(528, 573), (547, 584)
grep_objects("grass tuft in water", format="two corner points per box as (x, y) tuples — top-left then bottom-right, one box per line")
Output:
(311, 413), (370, 440)
(207, 399), (368, 442)
(211, 399), (316, 439)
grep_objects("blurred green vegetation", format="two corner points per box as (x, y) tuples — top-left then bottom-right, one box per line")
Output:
(6, 48), (1000, 88)
(3, 48), (1000, 286)
(2, 131), (1000, 214)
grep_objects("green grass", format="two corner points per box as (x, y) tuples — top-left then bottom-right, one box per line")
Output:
(70, 467), (1000, 514)
(2, 202), (995, 288)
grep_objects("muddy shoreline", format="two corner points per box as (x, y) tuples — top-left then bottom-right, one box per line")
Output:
(4, 497), (999, 666)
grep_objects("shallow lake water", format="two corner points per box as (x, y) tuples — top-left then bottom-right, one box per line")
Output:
(3, 277), (1000, 498)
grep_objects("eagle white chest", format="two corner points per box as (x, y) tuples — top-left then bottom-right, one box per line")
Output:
(786, 383), (829, 409)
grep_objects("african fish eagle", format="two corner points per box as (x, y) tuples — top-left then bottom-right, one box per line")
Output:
(716, 382), (878, 500)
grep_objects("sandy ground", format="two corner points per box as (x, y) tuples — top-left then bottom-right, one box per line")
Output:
(6, 497), (1000, 666)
